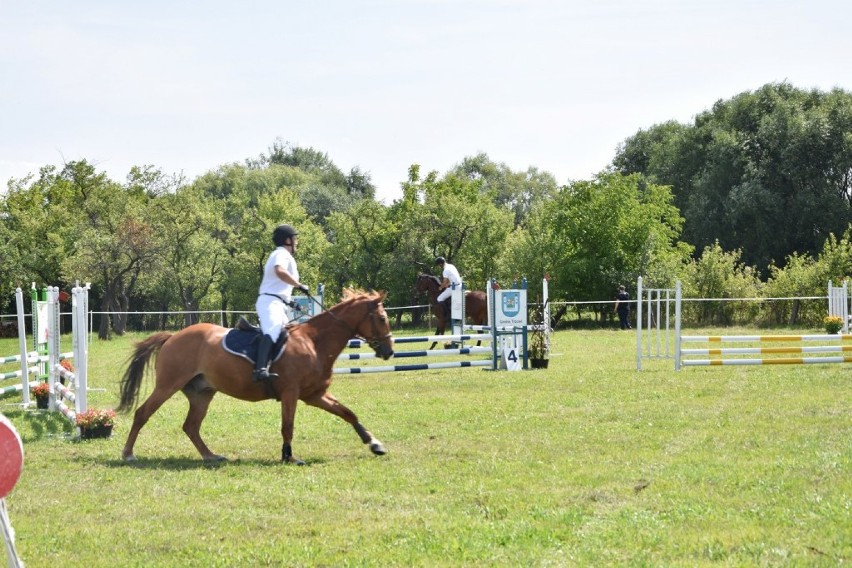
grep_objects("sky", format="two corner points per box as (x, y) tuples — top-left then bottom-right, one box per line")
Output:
(2, 0), (851, 203)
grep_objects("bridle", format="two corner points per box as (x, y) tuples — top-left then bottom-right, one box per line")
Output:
(322, 297), (392, 352)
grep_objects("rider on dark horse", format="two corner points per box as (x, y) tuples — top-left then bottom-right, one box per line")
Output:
(435, 256), (461, 321)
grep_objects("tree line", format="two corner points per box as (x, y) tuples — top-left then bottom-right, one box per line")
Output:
(2, 83), (852, 337)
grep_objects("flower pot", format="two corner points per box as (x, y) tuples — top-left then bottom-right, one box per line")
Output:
(35, 396), (49, 409)
(529, 357), (549, 369)
(80, 424), (113, 440)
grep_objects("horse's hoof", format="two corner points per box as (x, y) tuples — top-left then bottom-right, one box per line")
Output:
(370, 441), (387, 455)
(284, 457), (306, 466)
(204, 454), (228, 463)
(122, 453), (137, 462)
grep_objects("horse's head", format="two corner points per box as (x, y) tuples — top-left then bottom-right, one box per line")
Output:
(344, 290), (394, 360)
(413, 273), (440, 295)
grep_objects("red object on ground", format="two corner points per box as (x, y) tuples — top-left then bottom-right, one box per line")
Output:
(0, 414), (23, 498)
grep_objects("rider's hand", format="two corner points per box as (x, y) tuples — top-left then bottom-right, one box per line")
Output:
(298, 284), (310, 294)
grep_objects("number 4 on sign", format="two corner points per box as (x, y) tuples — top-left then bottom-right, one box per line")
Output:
(502, 347), (521, 371)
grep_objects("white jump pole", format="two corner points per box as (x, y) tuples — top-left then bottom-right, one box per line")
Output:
(13, 289), (30, 407)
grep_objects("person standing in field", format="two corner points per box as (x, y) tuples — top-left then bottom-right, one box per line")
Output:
(614, 284), (631, 330)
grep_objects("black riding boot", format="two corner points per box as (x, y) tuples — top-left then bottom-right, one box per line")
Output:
(442, 299), (452, 321)
(252, 334), (279, 382)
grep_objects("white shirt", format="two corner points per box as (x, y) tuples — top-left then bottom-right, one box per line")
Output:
(258, 247), (299, 301)
(442, 263), (462, 287)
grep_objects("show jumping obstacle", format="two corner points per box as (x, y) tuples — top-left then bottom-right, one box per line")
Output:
(44, 286), (89, 423)
(336, 278), (545, 373)
(635, 277), (852, 370)
(828, 279), (849, 333)
(335, 334), (494, 374)
(0, 285), (89, 424)
(673, 280), (852, 370)
(635, 276), (676, 371)
(0, 287), (44, 406)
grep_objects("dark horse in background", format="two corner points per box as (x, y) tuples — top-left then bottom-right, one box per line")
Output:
(117, 290), (394, 465)
(414, 273), (488, 348)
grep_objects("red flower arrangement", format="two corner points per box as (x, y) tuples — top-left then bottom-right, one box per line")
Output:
(75, 408), (116, 429)
(32, 382), (50, 398)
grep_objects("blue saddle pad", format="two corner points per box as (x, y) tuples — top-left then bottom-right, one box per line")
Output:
(222, 329), (286, 365)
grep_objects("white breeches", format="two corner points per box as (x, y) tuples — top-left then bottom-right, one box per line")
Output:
(255, 295), (289, 342)
(437, 287), (453, 303)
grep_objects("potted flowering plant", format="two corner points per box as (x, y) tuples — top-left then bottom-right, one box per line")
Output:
(32, 381), (50, 409)
(76, 408), (116, 439)
(824, 315), (844, 334)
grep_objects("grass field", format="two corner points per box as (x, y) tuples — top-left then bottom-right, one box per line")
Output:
(1, 328), (850, 567)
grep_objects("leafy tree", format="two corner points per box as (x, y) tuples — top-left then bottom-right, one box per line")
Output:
(501, 172), (690, 321)
(53, 162), (157, 338)
(189, 164), (328, 320)
(396, 165), (513, 292)
(614, 82), (852, 272)
(148, 189), (226, 326)
(680, 242), (763, 325)
(324, 200), (401, 300)
(449, 153), (558, 225)
(262, 139), (376, 225)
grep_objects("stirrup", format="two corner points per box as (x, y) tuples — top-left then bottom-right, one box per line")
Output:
(252, 368), (279, 382)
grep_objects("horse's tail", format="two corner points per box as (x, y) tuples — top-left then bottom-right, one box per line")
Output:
(117, 332), (172, 413)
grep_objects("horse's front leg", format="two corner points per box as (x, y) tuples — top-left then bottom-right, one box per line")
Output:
(279, 393), (305, 465)
(305, 393), (386, 456)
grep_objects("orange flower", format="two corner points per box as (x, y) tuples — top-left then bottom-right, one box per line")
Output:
(32, 382), (51, 398)
(75, 409), (116, 429)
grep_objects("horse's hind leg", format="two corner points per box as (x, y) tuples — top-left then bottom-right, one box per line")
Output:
(122, 385), (183, 461)
(181, 386), (224, 462)
(304, 393), (386, 456)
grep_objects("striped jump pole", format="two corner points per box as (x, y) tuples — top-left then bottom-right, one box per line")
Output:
(346, 334), (490, 348)
(338, 334), (494, 374)
(13, 288), (32, 406)
(334, 360), (492, 375)
(675, 280), (852, 369)
(338, 346), (491, 361)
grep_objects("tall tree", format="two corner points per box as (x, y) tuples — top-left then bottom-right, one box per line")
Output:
(614, 83), (852, 272)
(501, 172), (691, 312)
(55, 161), (158, 338)
(396, 165), (513, 291)
(450, 153), (558, 226)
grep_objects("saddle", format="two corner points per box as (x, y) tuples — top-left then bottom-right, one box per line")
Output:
(222, 316), (288, 365)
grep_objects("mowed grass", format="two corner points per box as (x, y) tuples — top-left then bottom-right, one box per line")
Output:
(2, 327), (850, 567)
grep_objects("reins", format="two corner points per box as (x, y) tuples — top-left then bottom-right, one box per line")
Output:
(303, 290), (390, 350)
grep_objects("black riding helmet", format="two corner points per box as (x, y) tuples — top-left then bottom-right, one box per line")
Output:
(435, 256), (446, 266)
(273, 224), (299, 247)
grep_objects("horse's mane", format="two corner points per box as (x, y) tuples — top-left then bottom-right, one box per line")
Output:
(417, 273), (441, 285)
(297, 288), (383, 330)
(340, 288), (382, 302)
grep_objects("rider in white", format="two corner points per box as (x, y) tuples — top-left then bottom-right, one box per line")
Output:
(254, 224), (309, 382)
(435, 256), (461, 318)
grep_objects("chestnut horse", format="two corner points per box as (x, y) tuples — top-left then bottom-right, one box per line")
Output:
(414, 274), (487, 347)
(117, 290), (394, 465)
